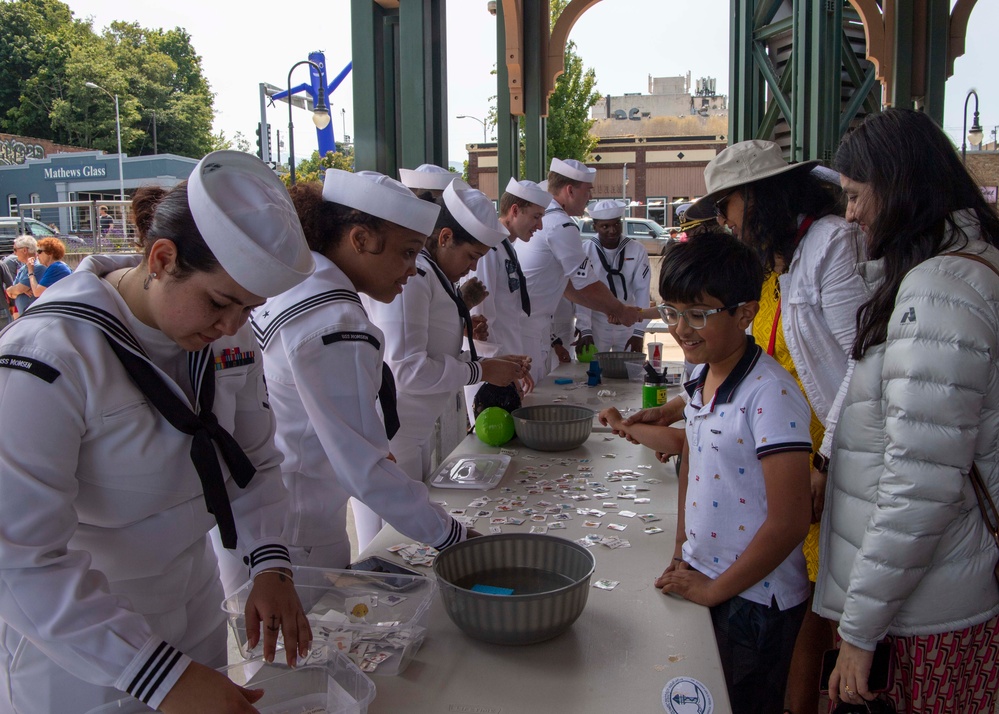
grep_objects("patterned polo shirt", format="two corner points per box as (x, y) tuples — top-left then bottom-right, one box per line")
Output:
(681, 337), (812, 610)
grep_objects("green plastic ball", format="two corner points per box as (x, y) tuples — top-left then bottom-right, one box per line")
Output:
(475, 407), (515, 446)
(577, 344), (598, 363)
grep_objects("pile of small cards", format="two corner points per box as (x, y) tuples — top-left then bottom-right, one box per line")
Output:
(385, 542), (439, 567)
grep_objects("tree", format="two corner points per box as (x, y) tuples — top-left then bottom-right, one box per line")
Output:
(283, 145), (356, 186)
(546, 0), (599, 163)
(0, 1), (215, 158)
(484, 0), (600, 172)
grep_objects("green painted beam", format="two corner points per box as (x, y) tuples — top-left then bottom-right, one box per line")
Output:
(923, 0), (949, 125)
(522, 0), (547, 182)
(350, 0), (385, 172)
(398, 0), (448, 170)
(398, 1), (429, 169)
(495, 0), (516, 188)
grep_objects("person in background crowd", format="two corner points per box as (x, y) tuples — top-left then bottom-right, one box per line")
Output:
(683, 140), (868, 714)
(27, 237), (72, 297)
(0, 151), (314, 714)
(575, 199), (651, 355)
(364, 180), (528, 487)
(516, 157), (642, 382)
(98, 205), (114, 235)
(0, 251), (18, 326)
(215, 170), (472, 584)
(399, 163), (456, 201)
(5, 236), (45, 316)
(815, 108), (999, 713)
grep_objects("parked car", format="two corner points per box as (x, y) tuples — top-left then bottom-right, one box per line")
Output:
(576, 216), (676, 255)
(0, 217), (85, 254)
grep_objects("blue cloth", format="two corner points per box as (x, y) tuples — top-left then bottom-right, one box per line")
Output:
(14, 263), (45, 315)
(37, 261), (71, 288)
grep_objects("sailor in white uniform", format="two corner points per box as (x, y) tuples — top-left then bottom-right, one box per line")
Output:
(516, 158), (643, 383)
(575, 199), (651, 354)
(459, 178), (548, 419)
(0, 152), (314, 714)
(365, 181), (528, 484)
(399, 163), (455, 199)
(224, 170), (470, 569)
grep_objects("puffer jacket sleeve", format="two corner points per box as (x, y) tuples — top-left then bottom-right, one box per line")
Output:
(838, 255), (999, 649)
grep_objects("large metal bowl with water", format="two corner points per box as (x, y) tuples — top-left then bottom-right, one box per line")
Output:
(433, 533), (596, 645)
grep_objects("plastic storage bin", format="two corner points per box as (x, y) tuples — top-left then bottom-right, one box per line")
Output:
(223, 566), (436, 676)
(86, 646), (376, 714)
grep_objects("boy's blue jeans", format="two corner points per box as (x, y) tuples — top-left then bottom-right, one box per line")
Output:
(710, 594), (807, 714)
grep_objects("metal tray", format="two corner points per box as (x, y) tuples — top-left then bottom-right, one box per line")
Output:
(428, 454), (511, 490)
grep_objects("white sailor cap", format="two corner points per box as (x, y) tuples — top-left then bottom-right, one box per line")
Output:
(588, 199), (627, 221)
(187, 150), (314, 297)
(538, 179), (549, 191)
(503, 177), (551, 208)
(549, 157), (596, 183)
(398, 163), (457, 191)
(323, 169), (441, 237)
(444, 179), (509, 248)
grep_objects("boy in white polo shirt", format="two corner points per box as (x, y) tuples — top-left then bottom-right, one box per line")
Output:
(600, 231), (811, 714)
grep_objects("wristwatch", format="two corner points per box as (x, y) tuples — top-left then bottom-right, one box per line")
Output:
(812, 452), (830, 473)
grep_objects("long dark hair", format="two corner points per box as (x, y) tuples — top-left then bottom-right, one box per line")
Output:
(741, 168), (843, 273)
(834, 108), (999, 359)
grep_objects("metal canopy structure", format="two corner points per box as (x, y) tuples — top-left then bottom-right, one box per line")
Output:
(351, 0), (979, 181)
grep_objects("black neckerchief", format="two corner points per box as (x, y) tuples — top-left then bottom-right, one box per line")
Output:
(421, 249), (478, 361)
(26, 298), (257, 550)
(501, 239), (531, 316)
(592, 239), (630, 300)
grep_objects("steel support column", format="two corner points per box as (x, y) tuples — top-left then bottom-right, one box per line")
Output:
(729, 0), (880, 161)
(495, 0), (518, 190)
(399, 0), (448, 169)
(351, 0), (447, 175)
(522, 0), (548, 181)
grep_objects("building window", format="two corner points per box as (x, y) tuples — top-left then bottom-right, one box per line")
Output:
(647, 198), (667, 226)
(7, 195), (17, 217)
(29, 193), (40, 203)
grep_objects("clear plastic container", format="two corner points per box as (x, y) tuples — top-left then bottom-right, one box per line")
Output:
(223, 566), (437, 676)
(86, 646), (376, 714)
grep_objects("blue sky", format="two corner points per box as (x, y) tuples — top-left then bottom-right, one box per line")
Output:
(63, 0), (998, 166)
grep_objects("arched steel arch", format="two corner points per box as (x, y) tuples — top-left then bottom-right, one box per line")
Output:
(350, 0), (979, 178)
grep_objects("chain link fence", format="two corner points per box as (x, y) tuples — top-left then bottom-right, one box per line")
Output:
(19, 200), (138, 253)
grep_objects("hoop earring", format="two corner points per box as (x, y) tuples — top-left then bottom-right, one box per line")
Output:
(143, 272), (157, 290)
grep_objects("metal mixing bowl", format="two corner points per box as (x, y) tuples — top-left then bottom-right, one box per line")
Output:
(593, 351), (646, 379)
(510, 404), (594, 451)
(433, 534), (596, 645)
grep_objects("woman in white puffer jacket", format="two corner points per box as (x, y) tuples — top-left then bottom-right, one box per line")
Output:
(814, 108), (999, 712)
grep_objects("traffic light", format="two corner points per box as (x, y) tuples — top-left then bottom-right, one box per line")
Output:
(255, 123), (263, 160)
(255, 121), (272, 162)
(264, 123), (272, 163)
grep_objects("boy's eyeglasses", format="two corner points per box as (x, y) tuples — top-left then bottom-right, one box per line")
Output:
(656, 302), (747, 330)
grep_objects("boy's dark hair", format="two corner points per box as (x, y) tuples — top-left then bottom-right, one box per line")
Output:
(658, 230), (765, 307)
(499, 192), (535, 215)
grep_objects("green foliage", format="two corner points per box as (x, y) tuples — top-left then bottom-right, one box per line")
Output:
(0, 0), (215, 158)
(283, 146), (355, 186)
(547, 40), (600, 164)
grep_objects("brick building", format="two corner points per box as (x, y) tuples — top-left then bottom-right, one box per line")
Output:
(465, 114), (728, 227)
(0, 132), (90, 167)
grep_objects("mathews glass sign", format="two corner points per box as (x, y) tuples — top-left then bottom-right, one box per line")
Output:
(43, 164), (109, 179)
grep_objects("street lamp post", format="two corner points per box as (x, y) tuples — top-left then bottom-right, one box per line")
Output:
(457, 114), (488, 143)
(962, 89), (984, 163)
(84, 81), (125, 202)
(287, 60), (332, 186)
